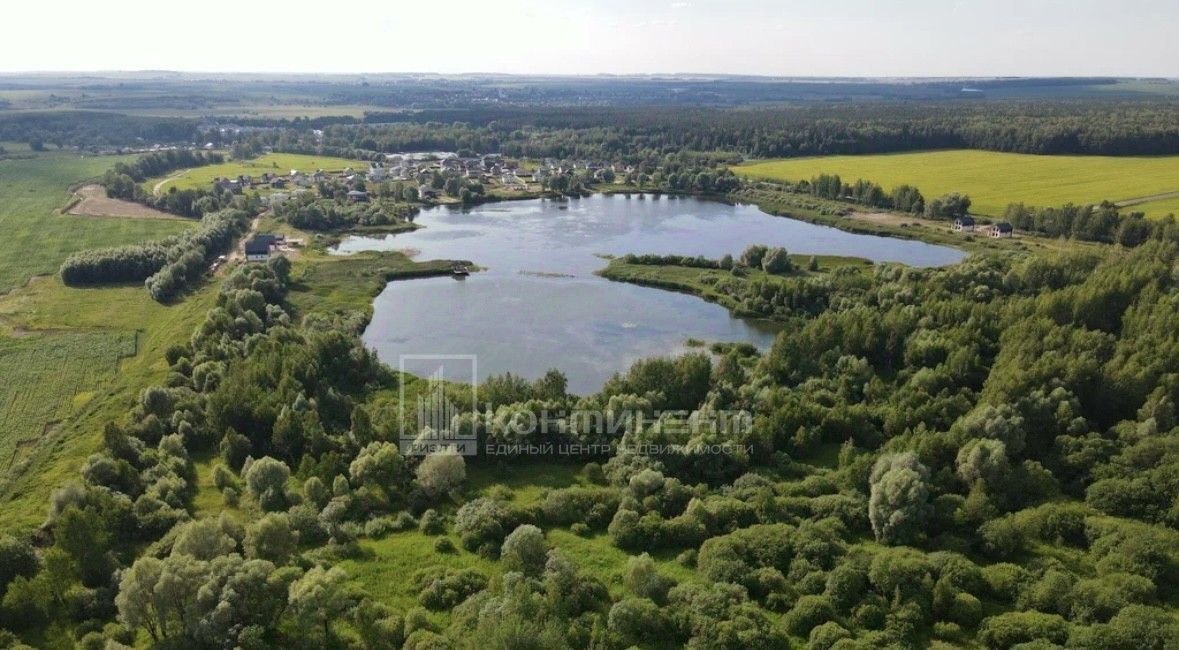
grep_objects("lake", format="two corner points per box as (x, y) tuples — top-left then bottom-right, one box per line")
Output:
(334, 194), (964, 394)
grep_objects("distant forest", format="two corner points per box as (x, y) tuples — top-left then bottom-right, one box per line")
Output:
(280, 102), (1179, 158)
(2, 75), (1179, 158)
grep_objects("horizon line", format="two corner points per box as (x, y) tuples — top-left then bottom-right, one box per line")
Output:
(0, 71), (1175, 81)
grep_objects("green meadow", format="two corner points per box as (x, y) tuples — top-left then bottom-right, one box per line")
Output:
(0, 151), (212, 528)
(0, 152), (192, 293)
(735, 149), (1179, 218)
(0, 330), (135, 474)
(0, 277), (220, 529)
(148, 152), (373, 194)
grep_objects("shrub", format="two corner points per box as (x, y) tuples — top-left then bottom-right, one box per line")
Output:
(808, 621), (851, 649)
(211, 464), (238, 491)
(977, 611), (1069, 649)
(416, 452), (466, 497)
(419, 509), (445, 535)
(868, 453), (932, 545)
(784, 595), (837, 637)
(500, 525), (547, 577)
(245, 513), (297, 563)
(624, 553), (675, 604)
(582, 462), (606, 485)
(454, 498), (513, 551)
(413, 567), (487, 610)
(762, 247), (793, 274)
(540, 487), (619, 528)
(244, 456), (290, 512)
(607, 598), (666, 646)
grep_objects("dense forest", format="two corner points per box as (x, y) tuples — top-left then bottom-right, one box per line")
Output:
(6, 234), (1179, 648)
(5, 97), (1179, 158)
(233, 101), (1179, 159)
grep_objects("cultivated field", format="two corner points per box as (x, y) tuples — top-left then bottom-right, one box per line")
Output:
(0, 330), (136, 475)
(148, 152), (373, 194)
(0, 152), (192, 293)
(736, 150), (1179, 218)
(0, 151), (209, 528)
(68, 184), (185, 219)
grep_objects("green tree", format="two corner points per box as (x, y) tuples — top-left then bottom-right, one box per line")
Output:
(501, 525), (547, 577)
(287, 566), (355, 644)
(868, 453), (933, 545)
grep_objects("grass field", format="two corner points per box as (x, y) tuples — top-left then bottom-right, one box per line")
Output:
(0, 152), (193, 293)
(0, 279), (219, 529)
(148, 152), (372, 194)
(735, 150), (1179, 218)
(288, 248), (462, 318)
(0, 150), (217, 529)
(0, 330), (136, 474)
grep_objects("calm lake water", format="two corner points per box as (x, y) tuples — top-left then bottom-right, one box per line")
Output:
(334, 195), (964, 394)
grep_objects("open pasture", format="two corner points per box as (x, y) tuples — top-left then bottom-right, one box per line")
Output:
(0, 330), (136, 475)
(736, 149), (1179, 218)
(148, 152), (373, 194)
(0, 152), (192, 293)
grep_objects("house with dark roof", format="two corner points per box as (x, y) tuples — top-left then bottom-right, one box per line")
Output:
(244, 237), (272, 262)
(952, 216), (976, 232)
(990, 222), (1014, 238)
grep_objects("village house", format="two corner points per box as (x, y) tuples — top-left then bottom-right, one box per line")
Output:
(367, 163), (387, 182)
(263, 192), (291, 208)
(347, 190), (369, 203)
(244, 238), (271, 262)
(990, 222), (1014, 238)
(952, 216), (976, 232)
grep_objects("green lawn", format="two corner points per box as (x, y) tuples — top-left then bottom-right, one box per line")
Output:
(735, 150), (1179, 218)
(147, 152), (373, 194)
(0, 152), (193, 293)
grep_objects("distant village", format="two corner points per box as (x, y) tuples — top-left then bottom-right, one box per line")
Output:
(209, 152), (630, 210)
(213, 152), (633, 263)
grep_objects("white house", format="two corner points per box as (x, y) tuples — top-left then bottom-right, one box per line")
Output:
(952, 216), (976, 232)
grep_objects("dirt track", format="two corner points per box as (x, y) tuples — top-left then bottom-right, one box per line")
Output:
(1115, 190), (1179, 208)
(67, 185), (182, 220)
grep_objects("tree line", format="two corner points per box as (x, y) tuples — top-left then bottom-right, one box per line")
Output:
(60, 209), (251, 301)
(230, 101), (1179, 161)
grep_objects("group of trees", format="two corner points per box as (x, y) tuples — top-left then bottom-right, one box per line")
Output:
(273, 194), (416, 231)
(60, 208), (251, 301)
(8, 236), (1179, 647)
(101, 150), (236, 219)
(0, 111), (200, 150)
(1003, 201), (1179, 246)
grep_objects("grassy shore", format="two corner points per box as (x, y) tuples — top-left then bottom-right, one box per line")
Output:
(737, 187), (1091, 256)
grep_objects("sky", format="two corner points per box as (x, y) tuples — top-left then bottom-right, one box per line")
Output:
(3, 0), (1176, 77)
